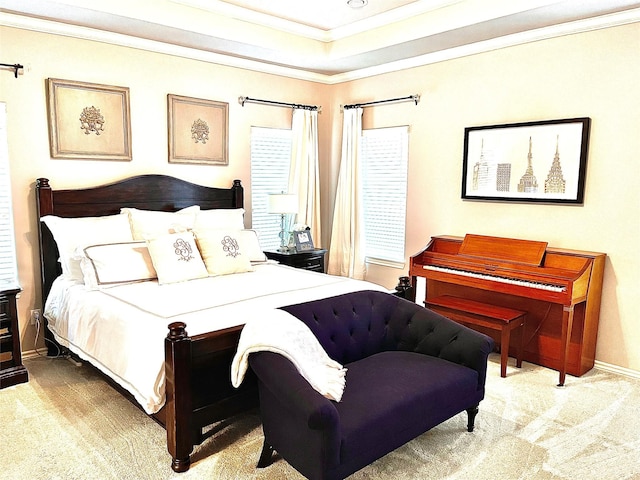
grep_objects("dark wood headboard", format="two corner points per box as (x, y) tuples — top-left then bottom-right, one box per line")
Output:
(36, 175), (243, 303)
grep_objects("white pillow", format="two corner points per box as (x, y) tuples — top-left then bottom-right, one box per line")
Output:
(146, 232), (208, 284)
(195, 229), (254, 276)
(194, 208), (245, 231)
(41, 214), (134, 282)
(121, 205), (200, 240)
(238, 229), (267, 263)
(81, 242), (157, 289)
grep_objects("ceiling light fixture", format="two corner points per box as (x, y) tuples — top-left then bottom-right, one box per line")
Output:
(347, 0), (368, 8)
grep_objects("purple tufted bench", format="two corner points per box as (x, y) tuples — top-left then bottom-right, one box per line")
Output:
(248, 290), (495, 480)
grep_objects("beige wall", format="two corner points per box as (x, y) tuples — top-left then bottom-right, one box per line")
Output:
(1, 22), (638, 372)
(338, 23), (640, 372)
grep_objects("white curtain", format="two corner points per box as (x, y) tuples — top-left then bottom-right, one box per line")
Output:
(327, 107), (366, 279)
(288, 108), (322, 246)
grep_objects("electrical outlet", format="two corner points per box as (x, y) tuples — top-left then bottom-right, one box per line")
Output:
(30, 309), (41, 326)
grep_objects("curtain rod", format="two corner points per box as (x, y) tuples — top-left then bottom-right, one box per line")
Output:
(342, 94), (420, 110)
(0, 63), (24, 78)
(238, 96), (320, 112)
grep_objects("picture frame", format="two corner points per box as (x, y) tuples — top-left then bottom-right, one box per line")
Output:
(46, 78), (132, 161)
(293, 228), (314, 251)
(461, 117), (590, 204)
(167, 94), (228, 165)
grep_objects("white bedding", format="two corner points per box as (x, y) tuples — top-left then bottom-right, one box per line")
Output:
(231, 308), (348, 402)
(44, 262), (388, 414)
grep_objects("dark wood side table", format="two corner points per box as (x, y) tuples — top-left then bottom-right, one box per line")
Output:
(0, 287), (28, 389)
(264, 248), (328, 274)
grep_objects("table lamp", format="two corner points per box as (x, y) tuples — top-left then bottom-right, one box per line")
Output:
(268, 193), (298, 252)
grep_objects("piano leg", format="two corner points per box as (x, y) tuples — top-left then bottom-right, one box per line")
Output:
(558, 305), (575, 387)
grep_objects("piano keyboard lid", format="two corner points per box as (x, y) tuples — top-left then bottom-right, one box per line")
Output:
(458, 234), (548, 267)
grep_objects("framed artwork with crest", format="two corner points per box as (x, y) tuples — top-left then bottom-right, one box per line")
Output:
(46, 78), (132, 161)
(167, 94), (229, 165)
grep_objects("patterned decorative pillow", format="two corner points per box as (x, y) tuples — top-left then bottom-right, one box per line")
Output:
(121, 205), (200, 240)
(146, 232), (208, 284)
(194, 229), (266, 263)
(80, 242), (157, 289)
(195, 230), (254, 276)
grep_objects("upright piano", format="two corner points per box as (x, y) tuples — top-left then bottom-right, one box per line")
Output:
(409, 234), (606, 385)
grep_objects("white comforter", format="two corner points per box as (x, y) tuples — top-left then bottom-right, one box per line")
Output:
(45, 263), (388, 413)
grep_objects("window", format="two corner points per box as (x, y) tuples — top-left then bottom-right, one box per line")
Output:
(250, 127), (292, 251)
(361, 126), (409, 265)
(0, 102), (19, 288)
(250, 124), (409, 263)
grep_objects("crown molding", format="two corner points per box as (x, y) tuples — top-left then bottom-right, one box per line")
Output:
(0, 12), (328, 83)
(172, 0), (462, 42)
(329, 0), (463, 41)
(171, 0), (330, 41)
(2, 8), (639, 85)
(326, 8), (640, 84)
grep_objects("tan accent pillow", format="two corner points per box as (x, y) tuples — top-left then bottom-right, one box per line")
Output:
(146, 232), (208, 284)
(194, 229), (266, 263)
(121, 205), (200, 240)
(195, 230), (254, 276)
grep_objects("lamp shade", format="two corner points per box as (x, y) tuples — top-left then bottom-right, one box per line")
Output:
(268, 193), (298, 214)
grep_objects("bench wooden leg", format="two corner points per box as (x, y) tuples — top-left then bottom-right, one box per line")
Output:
(500, 327), (510, 378)
(516, 318), (525, 368)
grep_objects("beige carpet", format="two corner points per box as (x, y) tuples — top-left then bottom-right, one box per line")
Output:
(1, 354), (639, 480)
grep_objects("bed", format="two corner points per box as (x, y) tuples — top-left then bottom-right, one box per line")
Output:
(35, 174), (392, 472)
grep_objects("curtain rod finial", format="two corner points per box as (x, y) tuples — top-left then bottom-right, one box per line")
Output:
(0, 63), (24, 78)
(238, 96), (246, 107)
(414, 94), (421, 105)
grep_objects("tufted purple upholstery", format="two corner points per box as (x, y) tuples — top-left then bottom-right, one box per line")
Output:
(249, 290), (494, 480)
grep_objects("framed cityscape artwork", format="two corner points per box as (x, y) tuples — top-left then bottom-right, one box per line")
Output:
(46, 78), (132, 161)
(461, 117), (590, 204)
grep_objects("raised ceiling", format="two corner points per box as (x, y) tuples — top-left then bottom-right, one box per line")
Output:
(1, 0), (639, 83)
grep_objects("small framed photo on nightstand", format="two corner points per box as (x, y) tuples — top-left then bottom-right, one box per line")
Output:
(293, 228), (314, 251)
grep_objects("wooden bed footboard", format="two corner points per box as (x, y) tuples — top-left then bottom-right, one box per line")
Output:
(164, 323), (258, 473)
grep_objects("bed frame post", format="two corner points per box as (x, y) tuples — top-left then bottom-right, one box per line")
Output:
(36, 178), (56, 299)
(232, 179), (243, 208)
(165, 322), (194, 472)
(36, 178), (63, 356)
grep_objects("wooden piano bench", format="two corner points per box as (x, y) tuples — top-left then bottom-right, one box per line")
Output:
(425, 295), (526, 378)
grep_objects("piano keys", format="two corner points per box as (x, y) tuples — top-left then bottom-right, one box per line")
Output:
(409, 234), (606, 385)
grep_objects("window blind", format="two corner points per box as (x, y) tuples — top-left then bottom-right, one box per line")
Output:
(361, 126), (409, 265)
(0, 102), (19, 288)
(250, 127), (292, 251)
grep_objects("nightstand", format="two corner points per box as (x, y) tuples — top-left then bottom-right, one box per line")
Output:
(0, 287), (28, 389)
(264, 248), (328, 273)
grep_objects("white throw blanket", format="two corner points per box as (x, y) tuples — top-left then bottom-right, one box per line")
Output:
(231, 309), (347, 402)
